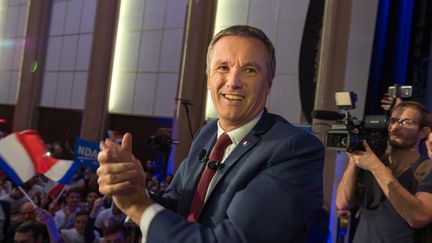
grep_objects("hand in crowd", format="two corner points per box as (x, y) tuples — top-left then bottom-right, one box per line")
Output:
(336, 208), (351, 218)
(348, 140), (382, 172)
(90, 197), (105, 218)
(63, 205), (73, 220)
(35, 207), (64, 243)
(380, 96), (402, 111)
(35, 207), (54, 226)
(97, 133), (151, 223)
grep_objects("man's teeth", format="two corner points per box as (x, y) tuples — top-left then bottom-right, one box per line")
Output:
(224, 94), (243, 100)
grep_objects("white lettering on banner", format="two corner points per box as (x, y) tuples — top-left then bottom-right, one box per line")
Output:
(77, 146), (98, 159)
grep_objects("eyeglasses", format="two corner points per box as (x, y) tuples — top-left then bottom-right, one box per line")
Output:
(389, 117), (419, 127)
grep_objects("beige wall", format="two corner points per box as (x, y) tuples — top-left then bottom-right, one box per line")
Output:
(41, 0), (97, 109)
(0, 0), (29, 104)
(109, 0), (188, 117)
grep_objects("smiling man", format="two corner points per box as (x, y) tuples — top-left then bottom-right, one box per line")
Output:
(97, 25), (324, 243)
(336, 101), (432, 242)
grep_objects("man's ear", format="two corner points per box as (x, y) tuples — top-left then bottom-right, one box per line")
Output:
(420, 127), (431, 140)
(266, 79), (273, 94)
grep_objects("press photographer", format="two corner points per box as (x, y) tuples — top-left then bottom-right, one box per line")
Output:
(335, 100), (432, 242)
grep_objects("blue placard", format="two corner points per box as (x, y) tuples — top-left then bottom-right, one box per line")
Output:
(74, 138), (100, 172)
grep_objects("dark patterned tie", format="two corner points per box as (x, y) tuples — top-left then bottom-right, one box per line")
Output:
(187, 133), (232, 222)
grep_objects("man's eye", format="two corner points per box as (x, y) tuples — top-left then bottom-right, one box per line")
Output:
(217, 66), (229, 71)
(401, 119), (412, 126)
(244, 68), (257, 74)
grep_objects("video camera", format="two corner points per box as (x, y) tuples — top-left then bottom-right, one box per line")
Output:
(313, 85), (412, 154)
(322, 92), (387, 153)
(148, 128), (180, 153)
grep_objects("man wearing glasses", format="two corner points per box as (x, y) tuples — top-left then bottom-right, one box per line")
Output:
(336, 101), (432, 242)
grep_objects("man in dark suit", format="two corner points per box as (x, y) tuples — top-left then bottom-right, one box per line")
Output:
(97, 25), (325, 243)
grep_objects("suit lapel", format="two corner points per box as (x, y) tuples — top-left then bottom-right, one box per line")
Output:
(180, 131), (217, 214)
(191, 133), (216, 183)
(205, 111), (275, 200)
(206, 133), (259, 197)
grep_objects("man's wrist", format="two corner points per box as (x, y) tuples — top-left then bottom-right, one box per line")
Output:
(371, 161), (391, 177)
(126, 198), (154, 224)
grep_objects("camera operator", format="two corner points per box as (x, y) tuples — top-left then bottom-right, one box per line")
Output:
(336, 101), (432, 242)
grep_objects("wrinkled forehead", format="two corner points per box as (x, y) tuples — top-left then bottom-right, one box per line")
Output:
(391, 106), (421, 119)
(210, 36), (270, 72)
(213, 36), (269, 57)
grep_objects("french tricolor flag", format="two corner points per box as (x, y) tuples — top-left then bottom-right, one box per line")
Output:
(45, 177), (86, 200)
(106, 130), (122, 144)
(0, 130), (78, 186)
(45, 181), (65, 199)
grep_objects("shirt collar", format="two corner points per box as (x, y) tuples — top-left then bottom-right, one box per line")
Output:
(216, 111), (263, 146)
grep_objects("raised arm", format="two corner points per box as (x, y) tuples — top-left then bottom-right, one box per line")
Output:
(35, 207), (64, 243)
(335, 155), (360, 210)
(351, 141), (432, 228)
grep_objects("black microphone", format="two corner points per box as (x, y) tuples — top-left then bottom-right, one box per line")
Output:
(198, 144), (224, 170)
(311, 110), (345, 121)
(207, 160), (224, 170)
(198, 149), (207, 162)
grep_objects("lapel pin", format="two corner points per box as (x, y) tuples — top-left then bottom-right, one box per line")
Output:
(242, 140), (248, 147)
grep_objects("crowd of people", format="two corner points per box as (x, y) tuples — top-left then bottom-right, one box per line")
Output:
(0, 142), (172, 243)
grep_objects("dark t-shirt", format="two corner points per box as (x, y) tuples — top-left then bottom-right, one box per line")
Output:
(418, 170), (432, 193)
(353, 160), (432, 243)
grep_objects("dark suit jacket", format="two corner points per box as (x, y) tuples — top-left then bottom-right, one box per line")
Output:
(149, 110), (324, 243)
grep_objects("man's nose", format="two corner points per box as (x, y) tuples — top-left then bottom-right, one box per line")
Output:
(388, 122), (399, 132)
(225, 69), (243, 89)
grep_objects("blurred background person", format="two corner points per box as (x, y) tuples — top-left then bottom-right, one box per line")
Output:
(13, 221), (44, 243)
(94, 201), (125, 235)
(54, 188), (82, 230)
(102, 223), (131, 243)
(60, 210), (100, 243)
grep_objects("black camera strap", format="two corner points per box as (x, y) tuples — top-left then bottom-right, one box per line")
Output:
(411, 156), (432, 185)
(357, 155), (430, 209)
(355, 169), (383, 209)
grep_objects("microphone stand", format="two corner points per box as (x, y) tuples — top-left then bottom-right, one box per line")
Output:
(175, 98), (194, 139)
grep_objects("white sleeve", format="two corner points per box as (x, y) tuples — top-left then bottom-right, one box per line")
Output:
(139, 203), (164, 243)
(53, 211), (64, 229)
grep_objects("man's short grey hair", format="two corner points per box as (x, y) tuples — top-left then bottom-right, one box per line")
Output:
(206, 25), (276, 79)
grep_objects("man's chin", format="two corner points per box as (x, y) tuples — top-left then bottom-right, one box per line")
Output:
(219, 112), (241, 123)
(389, 140), (415, 150)
(389, 139), (404, 149)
